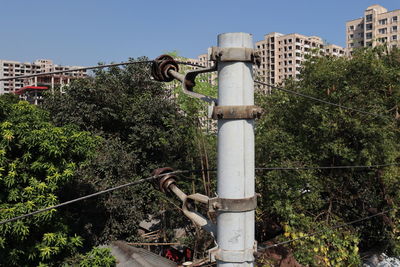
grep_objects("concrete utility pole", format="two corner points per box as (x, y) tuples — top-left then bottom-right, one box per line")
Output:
(151, 32), (260, 267)
(215, 32), (256, 267)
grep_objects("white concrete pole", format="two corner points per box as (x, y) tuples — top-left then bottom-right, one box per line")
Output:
(217, 32), (255, 266)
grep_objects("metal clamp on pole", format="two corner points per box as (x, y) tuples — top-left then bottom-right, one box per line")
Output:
(208, 195), (257, 213)
(211, 105), (263, 120)
(209, 241), (257, 263)
(151, 55), (218, 104)
(209, 46), (261, 67)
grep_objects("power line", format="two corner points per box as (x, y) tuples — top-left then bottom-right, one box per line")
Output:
(0, 60), (202, 82)
(255, 162), (400, 171)
(257, 209), (391, 251)
(0, 170), (191, 225)
(2, 162), (396, 225)
(176, 61), (209, 68)
(0, 60), (154, 82)
(254, 80), (389, 119)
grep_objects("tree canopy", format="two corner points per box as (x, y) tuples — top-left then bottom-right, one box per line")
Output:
(0, 98), (100, 266)
(255, 47), (400, 266)
(42, 58), (204, 249)
(3, 48), (400, 266)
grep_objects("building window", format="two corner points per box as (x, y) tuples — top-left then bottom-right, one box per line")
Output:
(366, 23), (373, 30)
(366, 14), (373, 22)
(349, 43), (354, 48)
(378, 28), (387, 34)
(366, 32), (372, 39)
(393, 26), (398, 32)
(379, 19), (387, 25)
(349, 34), (354, 39)
(378, 37), (388, 43)
(393, 35), (398, 41)
(393, 16), (398, 23)
(358, 32), (364, 37)
(349, 25), (355, 31)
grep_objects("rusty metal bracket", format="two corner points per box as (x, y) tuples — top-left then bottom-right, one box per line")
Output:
(178, 66), (218, 104)
(151, 54), (218, 104)
(211, 105), (263, 120)
(209, 195), (257, 213)
(209, 47), (261, 67)
(152, 168), (217, 237)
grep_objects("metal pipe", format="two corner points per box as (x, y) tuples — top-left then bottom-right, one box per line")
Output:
(216, 33), (255, 266)
(167, 69), (185, 83)
(169, 184), (188, 202)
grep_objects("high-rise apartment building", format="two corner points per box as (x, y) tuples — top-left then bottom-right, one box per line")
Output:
(0, 59), (87, 94)
(255, 32), (345, 86)
(346, 4), (400, 53)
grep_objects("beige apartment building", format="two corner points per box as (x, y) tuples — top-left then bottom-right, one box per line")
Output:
(346, 4), (400, 54)
(255, 32), (345, 87)
(0, 59), (87, 94)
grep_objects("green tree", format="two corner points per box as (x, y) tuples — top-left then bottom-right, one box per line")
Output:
(255, 47), (400, 266)
(42, 58), (205, 247)
(0, 99), (99, 266)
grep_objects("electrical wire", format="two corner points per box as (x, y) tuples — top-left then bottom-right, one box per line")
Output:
(0, 60), (203, 82)
(0, 60), (154, 82)
(0, 170), (193, 225)
(2, 162), (396, 226)
(257, 209), (391, 251)
(254, 80), (389, 119)
(176, 61), (210, 68)
(255, 162), (400, 171)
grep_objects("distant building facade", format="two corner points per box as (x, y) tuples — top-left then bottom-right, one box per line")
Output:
(0, 59), (87, 94)
(255, 32), (345, 86)
(346, 4), (400, 54)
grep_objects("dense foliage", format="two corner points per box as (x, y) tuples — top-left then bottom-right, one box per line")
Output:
(42, 58), (204, 248)
(3, 48), (400, 266)
(255, 47), (400, 266)
(0, 97), (109, 266)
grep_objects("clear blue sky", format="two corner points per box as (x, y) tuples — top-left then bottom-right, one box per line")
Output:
(0, 0), (398, 66)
